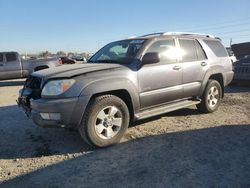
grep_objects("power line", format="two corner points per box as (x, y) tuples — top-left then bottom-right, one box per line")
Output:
(219, 33), (250, 37)
(215, 29), (250, 35)
(173, 16), (250, 31)
(190, 22), (250, 32)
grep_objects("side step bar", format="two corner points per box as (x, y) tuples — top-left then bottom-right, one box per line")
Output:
(135, 99), (201, 120)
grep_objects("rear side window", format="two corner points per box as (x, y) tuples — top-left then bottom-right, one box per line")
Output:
(179, 39), (197, 62)
(204, 40), (228, 57)
(6, 53), (17, 62)
(0, 54), (3, 62)
(146, 39), (177, 64)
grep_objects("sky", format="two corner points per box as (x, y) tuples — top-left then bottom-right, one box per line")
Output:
(0, 0), (250, 53)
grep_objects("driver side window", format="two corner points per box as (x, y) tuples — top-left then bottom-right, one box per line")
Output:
(146, 39), (177, 64)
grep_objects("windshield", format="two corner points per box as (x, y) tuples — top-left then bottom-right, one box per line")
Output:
(89, 39), (146, 64)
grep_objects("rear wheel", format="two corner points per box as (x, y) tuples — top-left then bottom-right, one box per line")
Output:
(79, 95), (129, 147)
(196, 79), (222, 113)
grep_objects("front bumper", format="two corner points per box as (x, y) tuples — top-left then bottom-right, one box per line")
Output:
(31, 96), (90, 128)
(19, 95), (90, 128)
(233, 65), (250, 81)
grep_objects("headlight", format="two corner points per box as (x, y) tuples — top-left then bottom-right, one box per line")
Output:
(42, 79), (75, 96)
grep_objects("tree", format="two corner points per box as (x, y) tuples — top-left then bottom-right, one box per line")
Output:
(56, 51), (66, 56)
(39, 51), (51, 58)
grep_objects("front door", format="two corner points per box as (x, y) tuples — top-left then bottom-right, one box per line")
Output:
(4, 52), (22, 79)
(138, 38), (183, 109)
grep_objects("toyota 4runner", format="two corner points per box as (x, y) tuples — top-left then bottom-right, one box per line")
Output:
(18, 32), (234, 147)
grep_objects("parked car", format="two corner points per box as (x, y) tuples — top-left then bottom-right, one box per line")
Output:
(231, 42), (250, 60)
(60, 56), (76, 64)
(71, 55), (87, 63)
(0, 52), (62, 80)
(233, 55), (250, 83)
(18, 32), (234, 147)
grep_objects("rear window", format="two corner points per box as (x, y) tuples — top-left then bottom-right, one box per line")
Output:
(204, 40), (228, 57)
(6, 53), (17, 62)
(0, 54), (3, 62)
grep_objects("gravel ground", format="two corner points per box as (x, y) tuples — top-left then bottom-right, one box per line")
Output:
(0, 79), (249, 187)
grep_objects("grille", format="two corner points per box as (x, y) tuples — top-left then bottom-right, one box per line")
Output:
(25, 76), (42, 89)
(24, 76), (42, 100)
(234, 65), (250, 74)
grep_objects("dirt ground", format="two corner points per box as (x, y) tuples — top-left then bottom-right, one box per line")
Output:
(0, 79), (249, 188)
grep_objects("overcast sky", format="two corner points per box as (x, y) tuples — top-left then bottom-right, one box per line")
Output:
(0, 0), (250, 53)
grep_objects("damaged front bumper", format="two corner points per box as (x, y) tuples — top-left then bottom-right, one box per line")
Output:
(17, 88), (90, 129)
(17, 86), (34, 117)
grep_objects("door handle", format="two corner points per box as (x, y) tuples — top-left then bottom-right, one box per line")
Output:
(173, 65), (181, 70)
(201, 62), (207, 66)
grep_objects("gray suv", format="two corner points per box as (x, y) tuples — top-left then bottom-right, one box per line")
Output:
(18, 32), (234, 147)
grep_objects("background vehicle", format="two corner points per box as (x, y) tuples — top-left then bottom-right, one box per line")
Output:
(226, 47), (237, 63)
(18, 32), (234, 148)
(231, 42), (250, 59)
(231, 42), (250, 84)
(0, 52), (62, 80)
(71, 55), (87, 63)
(60, 56), (76, 64)
(233, 55), (250, 84)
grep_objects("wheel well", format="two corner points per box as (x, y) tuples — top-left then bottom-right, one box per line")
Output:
(91, 90), (134, 124)
(209, 74), (224, 97)
(34, 65), (49, 72)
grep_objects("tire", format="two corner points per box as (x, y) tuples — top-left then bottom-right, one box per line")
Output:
(79, 95), (130, 148)
(196, 79), (222, 113)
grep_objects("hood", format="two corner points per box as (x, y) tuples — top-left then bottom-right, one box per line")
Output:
(32, 63), (123, 79)
(231, 42), (250, 59)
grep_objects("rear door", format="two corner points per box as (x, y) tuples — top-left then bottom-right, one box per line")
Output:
(178, 38), (209, 98)
(4, 52), (22, 79)
(138, 38), (183, 109)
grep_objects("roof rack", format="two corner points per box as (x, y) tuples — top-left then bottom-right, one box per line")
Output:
(140, 32), (165, 37)
(140, 32), (215, 38)
(163, 32), (215, 38)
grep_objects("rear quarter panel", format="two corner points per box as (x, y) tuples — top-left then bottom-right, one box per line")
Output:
(198, 39), (233, 96)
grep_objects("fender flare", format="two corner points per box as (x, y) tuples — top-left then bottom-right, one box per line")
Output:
(80, 78), (140, 113)
(198, 66), (225, 96)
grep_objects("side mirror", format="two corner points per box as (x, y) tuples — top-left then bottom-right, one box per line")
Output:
(142, 52), (160, 65)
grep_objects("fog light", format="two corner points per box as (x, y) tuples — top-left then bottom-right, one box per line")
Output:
(40, 113), (50, 120)
(40, 113), (61, 121)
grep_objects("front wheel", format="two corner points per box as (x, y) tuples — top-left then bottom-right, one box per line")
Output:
(79, 95), (129, 148)
(196, 79), (222, 113)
